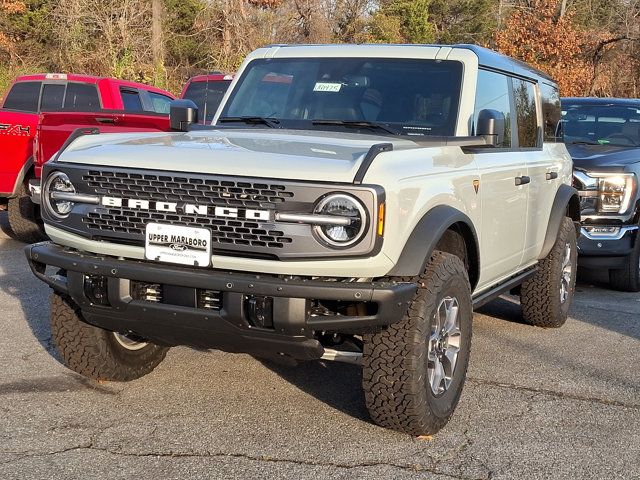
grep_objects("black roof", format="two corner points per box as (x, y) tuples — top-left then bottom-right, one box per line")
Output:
(562, 97), (640, 107)
(265, 43), (556, 85)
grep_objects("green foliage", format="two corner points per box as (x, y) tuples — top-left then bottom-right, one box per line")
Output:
(428, 0), (498, 44)
(369, 0), (436, 43)
(164, 0), (207, 70)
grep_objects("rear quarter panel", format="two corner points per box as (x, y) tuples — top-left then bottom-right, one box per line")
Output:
(0, 110), (39, 194)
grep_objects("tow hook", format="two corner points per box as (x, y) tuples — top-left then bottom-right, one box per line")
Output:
(28, 179), (41, 205)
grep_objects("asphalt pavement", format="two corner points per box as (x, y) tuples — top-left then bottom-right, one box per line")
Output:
(0, 219), (638, 480)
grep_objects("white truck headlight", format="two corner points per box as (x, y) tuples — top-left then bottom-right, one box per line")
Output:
(597, 174), (636, 214)
(313, 193), (366, 247)
(45, 172), (76, 218)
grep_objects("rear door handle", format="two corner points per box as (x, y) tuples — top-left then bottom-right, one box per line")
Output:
(546, 171), (558, 180)
(515, 176), (531, 186)
(96, 117), (116, 124)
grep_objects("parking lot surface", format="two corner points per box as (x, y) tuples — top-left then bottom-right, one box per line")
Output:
(0, 222), (638, 480)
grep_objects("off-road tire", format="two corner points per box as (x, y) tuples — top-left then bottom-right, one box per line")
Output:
(7, 181), (46, 244)
(520, 217), (577, 327)
(362, 251), (473, 436)
(609, 236), (640, 292)
(50, 292), (169, 381)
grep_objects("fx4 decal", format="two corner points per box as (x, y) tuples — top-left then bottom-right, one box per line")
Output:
(0, 124), (31, 136)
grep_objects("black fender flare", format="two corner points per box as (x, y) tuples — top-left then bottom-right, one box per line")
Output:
(539, 184), (581, 259)
(387, 205), (480, 288)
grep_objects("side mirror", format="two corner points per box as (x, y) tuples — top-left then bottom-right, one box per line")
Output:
(170, 99), (198, 132)
(476, 109), (505, 147)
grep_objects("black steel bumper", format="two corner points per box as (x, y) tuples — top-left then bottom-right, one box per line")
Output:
(25, 242), (416, 361)
(577, 225), (639, 268)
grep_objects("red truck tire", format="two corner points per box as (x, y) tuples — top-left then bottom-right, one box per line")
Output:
(7, 182), (46, 243)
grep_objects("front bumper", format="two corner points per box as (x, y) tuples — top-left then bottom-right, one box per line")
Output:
(26, 242), (416, 361)
(577, 225), (638, 268)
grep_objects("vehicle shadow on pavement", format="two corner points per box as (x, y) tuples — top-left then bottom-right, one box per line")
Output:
(477, 283), (639, 341)
(261, 359), (372, 422)
(0, 212), (62, 363)
(0, 210), (15, 238)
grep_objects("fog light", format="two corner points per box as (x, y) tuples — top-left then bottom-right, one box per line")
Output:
(246, 296), (274, 329)
(84, 275), (109, 306)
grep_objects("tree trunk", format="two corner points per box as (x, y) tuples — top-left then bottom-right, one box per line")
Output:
(152, 0), (164, 75)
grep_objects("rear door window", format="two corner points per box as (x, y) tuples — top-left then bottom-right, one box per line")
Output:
(64, 83), (101, 111)
(148, 92), (173, 114)
(3, 81), (42, 112)
(513, 78), (540, 148)
(473, 70), (512, 148)
(40, 83), (66, 111)
(121, 89), (143, 111)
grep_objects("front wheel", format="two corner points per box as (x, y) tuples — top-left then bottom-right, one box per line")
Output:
(520, 217), (577, 328)
(50, 292), (169, 381)
(362, 251), (473, 436)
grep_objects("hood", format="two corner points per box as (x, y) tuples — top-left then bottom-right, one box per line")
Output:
(566, 143), (640, 171)
(58, 128), (419, 183)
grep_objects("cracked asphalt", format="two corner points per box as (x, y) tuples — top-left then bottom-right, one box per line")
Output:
(0, 221), (638, 480)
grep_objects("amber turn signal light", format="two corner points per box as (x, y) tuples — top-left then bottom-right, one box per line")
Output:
(377, 202), (385, 236)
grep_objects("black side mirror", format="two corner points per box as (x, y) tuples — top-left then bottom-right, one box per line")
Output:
(476, 109), (505, 147)
(170, 99), (198, 132)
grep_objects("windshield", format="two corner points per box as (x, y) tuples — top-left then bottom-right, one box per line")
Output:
(183, 80), (232, 123)
(219, 58), (463, 136)
(562, 103), (640, 147)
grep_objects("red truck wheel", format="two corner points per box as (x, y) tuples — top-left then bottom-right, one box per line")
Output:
(7, 182), (47, 244)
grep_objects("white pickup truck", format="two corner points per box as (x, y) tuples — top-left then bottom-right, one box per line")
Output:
(27, 44), (580, 435)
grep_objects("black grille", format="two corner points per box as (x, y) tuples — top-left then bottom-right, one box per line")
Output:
(81, 170), (294, 248)
(82, 170), (294, 207)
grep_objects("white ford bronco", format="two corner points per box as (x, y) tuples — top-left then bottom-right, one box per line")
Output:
(27, 44), (580, 435)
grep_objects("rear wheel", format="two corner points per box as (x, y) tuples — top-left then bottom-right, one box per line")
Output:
(50, 292), (169, 381)
(7, 181), (46, 243)
(609, 236), (640, 292)
(520, 217), (577, 328)
(362, 251), (473, 436)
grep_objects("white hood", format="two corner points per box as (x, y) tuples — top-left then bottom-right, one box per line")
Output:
(57, 128), (419, 183)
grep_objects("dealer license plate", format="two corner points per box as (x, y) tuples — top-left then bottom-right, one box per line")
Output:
(145, 223), (212, 267)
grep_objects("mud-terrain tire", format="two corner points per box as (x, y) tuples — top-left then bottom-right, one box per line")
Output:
(7, 182), (46, 244)
(520, 217), (577, 328)
(362, 251), (473, 436)
(609, 236), (640, 292)
(50, 292), (169, 381)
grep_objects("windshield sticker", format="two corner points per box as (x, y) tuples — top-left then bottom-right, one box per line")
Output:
(314, 82), (342, 93)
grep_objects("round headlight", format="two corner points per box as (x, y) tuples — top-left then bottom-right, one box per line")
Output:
(313, 193), (366, 247)
(45, 172), (76, 218)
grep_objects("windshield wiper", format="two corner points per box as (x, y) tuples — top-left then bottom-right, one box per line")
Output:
(218, 116), (281, 128)
(567, 140), (602, 145)
(312, 119), (400, 135)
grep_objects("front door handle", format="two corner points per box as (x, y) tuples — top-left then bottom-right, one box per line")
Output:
(546, 171), (558, 180)
(515, 176), (531, 186)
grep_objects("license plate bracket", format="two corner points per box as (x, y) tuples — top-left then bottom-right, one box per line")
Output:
(145, 223), (212, 267)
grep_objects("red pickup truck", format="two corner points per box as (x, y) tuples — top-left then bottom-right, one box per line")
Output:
(181, 73), (234, 124)
(0, 74), (175, 242)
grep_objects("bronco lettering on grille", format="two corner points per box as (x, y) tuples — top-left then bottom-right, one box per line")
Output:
(100, 196), (270, 221)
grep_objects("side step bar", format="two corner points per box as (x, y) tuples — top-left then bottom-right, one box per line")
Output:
(472, 267), (537, 309)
